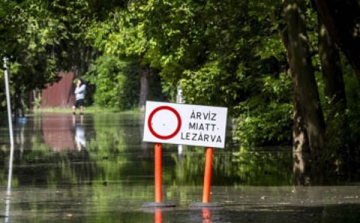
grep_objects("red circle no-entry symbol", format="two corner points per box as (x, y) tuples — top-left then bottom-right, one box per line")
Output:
(148, 106), (182, 140)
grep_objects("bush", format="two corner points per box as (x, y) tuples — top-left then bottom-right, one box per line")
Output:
(233, 73), (293, 147)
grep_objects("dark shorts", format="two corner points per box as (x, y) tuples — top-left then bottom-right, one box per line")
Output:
(74, 99), (84, 108)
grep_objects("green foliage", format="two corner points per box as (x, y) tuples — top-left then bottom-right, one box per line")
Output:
(85, 4), (169, 105)
(180, 62), (242, 107)
(235, 102), (293, 147)
(3, 0), (360, 152)
(0, 0), (87, 113)
(84, 0), (294, 146)
(234, 73), (293, 147)
(341, 61), (360, 146)
(84, 55), (140, 110)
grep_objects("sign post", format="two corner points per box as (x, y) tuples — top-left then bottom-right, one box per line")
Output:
(202, 147), (213, 203)
(154, 143), (162, 203)
(143, 142), (175, 208)
(3, 57), (14, 222)
(142, 101), (227, 208)
(3, 57), (14, 146)
(176, 85), (184, 155)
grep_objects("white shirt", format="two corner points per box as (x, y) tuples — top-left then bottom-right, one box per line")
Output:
(75, 84), (86, 100)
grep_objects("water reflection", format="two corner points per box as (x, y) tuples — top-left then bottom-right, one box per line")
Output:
(155, 209), (162, 223)
(0, 113), (360, 222)
(147, 207), (218, 223)
(14, 121), (25, 159)
(42, 114), (76, 151)
(73, 115), (86, 151)
(202, 208), (212, 223)
(5, 144), (14, 223)
(1, 113), (297, 188)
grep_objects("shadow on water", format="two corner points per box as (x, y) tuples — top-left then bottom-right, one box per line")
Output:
(0, 113), (360, 222)
(293, 150), (360, 186)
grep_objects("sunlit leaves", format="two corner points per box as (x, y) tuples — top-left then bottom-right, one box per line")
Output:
(84, 55), (140, 110)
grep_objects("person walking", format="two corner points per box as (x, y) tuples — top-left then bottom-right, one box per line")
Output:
(72, 78), (86, 115)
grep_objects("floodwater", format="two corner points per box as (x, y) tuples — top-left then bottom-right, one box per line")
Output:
(0, 113), (360, 223)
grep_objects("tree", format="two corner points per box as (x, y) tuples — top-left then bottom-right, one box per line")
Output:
(314, 0), (360, 79)
(0, 0), (102, 114)
(1, 0), (64, 115)
(318, 17), (350, 155)
(283, 0), (326, 156)
(86, 4), (164, 109)
(84, 54), (140, 110)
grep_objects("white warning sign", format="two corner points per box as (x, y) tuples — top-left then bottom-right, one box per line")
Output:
(143, 101), (228, 148)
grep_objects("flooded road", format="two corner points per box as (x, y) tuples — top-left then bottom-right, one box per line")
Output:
(0, 113), (360, 222)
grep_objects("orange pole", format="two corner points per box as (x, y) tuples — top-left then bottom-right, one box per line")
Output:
(155, 143), (162, 203)
(155, 208), (162, 223)
(202, 147), (213, 203)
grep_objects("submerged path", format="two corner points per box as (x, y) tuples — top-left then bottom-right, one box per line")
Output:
(0, 113), (359, 222)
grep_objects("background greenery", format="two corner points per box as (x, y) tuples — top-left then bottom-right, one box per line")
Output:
(1, 0), (360, 160)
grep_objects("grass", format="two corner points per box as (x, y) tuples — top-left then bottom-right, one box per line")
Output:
(33, 106), (142, 114)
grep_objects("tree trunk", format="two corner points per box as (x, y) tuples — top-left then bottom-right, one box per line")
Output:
(293, 151), (311, 185)
(319, 17), (354, 167)
(284, 0), (326, 157)
(139, 67), (149, 111)
(282, 27), (311, 154)
(319, 18), (347, 111)
(314, 0), (360, 80)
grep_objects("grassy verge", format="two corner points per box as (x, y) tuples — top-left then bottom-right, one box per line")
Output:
(33, 106), (142, 114)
